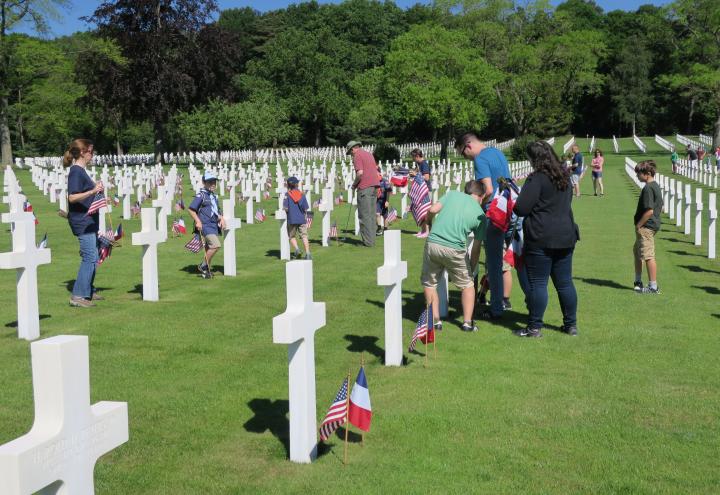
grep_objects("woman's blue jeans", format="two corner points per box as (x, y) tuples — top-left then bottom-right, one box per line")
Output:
(72, 233), (98, 299)
(524, 246), (577, 329)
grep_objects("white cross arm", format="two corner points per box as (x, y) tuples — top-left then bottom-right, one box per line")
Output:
(272, 261), (325, 344)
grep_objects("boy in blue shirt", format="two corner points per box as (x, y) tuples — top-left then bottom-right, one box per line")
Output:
(188, 172), (225, 278)
(283, 176), (312, 259)
(570, 144), (583, 198)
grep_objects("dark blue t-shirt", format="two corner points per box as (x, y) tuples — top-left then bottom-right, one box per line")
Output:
(67, 165), (99, 236)
(283, 189), (309, 225)
(473, 147), (510, 193)
(572, 152), (584, 175)
(189, 189), (222, 235)
(419, 160), (431, 178)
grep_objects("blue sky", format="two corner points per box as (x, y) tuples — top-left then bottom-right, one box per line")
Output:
(16, 0), (673, 38)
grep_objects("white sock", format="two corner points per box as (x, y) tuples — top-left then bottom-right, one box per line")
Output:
(648, 281), (658, 289)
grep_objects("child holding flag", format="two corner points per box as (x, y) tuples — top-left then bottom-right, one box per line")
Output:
(283, 176), (312, 260)
(188, 172), (225, 278)
(376, 169), (392, 236)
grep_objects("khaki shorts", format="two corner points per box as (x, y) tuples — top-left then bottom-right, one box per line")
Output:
(204, 234), (221, 249)
(421, 242), (474, 290)
(502, 247), (512, 272)
(288, 223), (308, 239)
(633, 227), (656, 261)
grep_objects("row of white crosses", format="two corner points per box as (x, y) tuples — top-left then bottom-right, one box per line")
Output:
(613, 135), (620, 153)
(655, 135), (674, 152)
(675, 159), (719, 189)
(273, 229), (409, 463)
(562, 136), (576, 154)
(588, 136), (596, 153)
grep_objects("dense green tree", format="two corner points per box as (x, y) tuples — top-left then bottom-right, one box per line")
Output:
(86, 0), (242, 162)
(1, 0), (69, 164)
(381, 24), (499, 157)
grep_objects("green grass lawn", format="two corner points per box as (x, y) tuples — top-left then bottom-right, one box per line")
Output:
(1, 143), (718, 494)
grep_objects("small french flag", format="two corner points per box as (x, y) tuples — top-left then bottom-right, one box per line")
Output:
(348, 366), (372, 432)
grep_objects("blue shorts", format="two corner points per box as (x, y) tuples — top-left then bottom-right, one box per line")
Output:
(592, 171), (602, 179)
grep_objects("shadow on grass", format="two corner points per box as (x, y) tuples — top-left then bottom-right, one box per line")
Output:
(334, 426), (363, 444)
(668, 250), (706, 258)
(5, 314), (51, 328)
(344, 335), (384, 361)
(713, 314), (720, 319)
(243, 398), (332, 460)
(692, 285), (720, 295)
(244, 398), (290, 458)
(265, 249), (280, 258)
(575, 277), (629, 290)
(128, 284), (143, 295)
(679, 264), (720, 275)
(63, 280), (111, 294)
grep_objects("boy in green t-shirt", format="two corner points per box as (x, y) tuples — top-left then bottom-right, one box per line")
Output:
(633, 160), (663, 294)
(421, 180), (487, 332)
(670, 148), (679, 174)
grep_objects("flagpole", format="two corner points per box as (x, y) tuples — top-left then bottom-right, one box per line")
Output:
(432, 304), (436, 358)
(360, 353), (365, 448)
(424, 304), (428, 367)
(343, 370), (351, 466)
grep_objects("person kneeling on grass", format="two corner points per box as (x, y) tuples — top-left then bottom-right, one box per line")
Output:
(188, 172), (225, 279)
(421, 180), (487, 333)
(633, 160), (663, 294)
(284, 176), (312, 259)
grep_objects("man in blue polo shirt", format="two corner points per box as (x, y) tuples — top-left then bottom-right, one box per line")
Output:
(458, 131), (511, 320)
(570, 144), (583, 198)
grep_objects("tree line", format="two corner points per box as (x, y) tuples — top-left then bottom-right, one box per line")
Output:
(1, 0), (718, 165)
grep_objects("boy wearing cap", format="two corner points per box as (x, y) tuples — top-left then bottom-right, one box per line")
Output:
(188, 172), (225, 278)
(283, 176), (312, 259)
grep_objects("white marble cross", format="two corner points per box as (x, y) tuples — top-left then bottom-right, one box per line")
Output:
(684, 184), (692, 236)
(437, 269), (449, 318)
(272, 261), (325, 463)
(353, 194), (360, 236)
(0, 213), (51, 341)
(131, 207), (164, 301)
(222, 199), (241, 276)
(376, 230), (407, 366)
(245, 194), (254, 225)
(151, 186), (171, 241)
(708, 193), (716, 259)
(400, 186), (408, 218)
(275, 209), (291, 260)
(319, 188), (334, 247)
(0, 335), (128, 494)
(694, 188), (703, 246)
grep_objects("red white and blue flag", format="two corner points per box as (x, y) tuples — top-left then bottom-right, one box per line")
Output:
(172, 218), (187, 235)
(319, 377), (349, 441)
(409, 304), (433, 352)
(409, 175), (431, 226)
(487, 178), (519, 232)
(305, 211), (314, 230)
(329, 221), (338, 239)
(348, 367), (372, 432)
(391, 167), (409, 187)
(385, 207), (398, 224)
(23, 200), (33, 212)
(86, 192), (108, 216)
(112, 194), (121, 206)
(255, 208), (266, 222)
(131, 201), (141, 216)
(184, 233), (203, 253)
(175, 198), (185, 211)
(97, 230), (115, 265)
(114, 223), (124, 241)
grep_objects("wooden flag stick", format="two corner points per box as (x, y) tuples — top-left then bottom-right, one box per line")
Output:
(424, 304), (428, 367)
(343, 371), (351, 466)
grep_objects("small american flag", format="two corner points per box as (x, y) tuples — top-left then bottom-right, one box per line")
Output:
(172, 218), (187, 235)
(86, 192), (108, 216)
(112, 194), (120, 206)
(175, 198), (185, 211)
(409, 304), (433, 352)
(97, 230), (115, 265)
(385, 207), (398, 224)
(312, 199), (321, 209)
(305, 211), (314, 229)
(184, 233), (203, 253)
(409, 176), (431, 226)
(334, 195), (343, 205)
(255, 208), (266, 222)
(319, 377), (349, 441)
(23, 200), (33, 212)
(329, 221), (338, 239)
(131, 201), (141, 217)
(263, 191), (271, 200)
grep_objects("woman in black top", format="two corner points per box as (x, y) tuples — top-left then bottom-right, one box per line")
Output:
(513, 141), (579, 337)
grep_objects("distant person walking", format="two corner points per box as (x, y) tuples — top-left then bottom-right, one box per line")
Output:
(513, 141), (580, 338)
(348, 140), (380, 247)
(570, 144), (583, 198)
(671, 147), (679, 174)
(591, 149), (604, 196)
(64, 138), (104, 308)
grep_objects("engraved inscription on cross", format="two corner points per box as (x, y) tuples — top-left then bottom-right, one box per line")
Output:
(0, 213), (51, 341)
(272, 261), (326, 463)
(0, 335), (128, 495)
